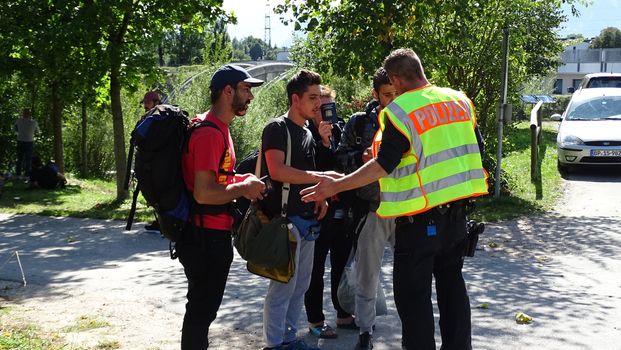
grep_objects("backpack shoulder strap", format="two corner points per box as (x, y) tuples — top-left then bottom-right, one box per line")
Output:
(352, 112), (367, 145)
(188, 120), (234, 176)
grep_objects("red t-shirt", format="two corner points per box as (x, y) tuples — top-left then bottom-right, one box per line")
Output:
(182, 111), (236, 231)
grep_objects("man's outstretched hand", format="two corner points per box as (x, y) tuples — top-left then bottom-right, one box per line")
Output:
(301, 172), (341, 203)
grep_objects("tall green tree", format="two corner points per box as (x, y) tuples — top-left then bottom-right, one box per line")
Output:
(231, 36), (276, 61)
(249, 43), (264, 61)
(95, 0), (229, 199)
(276, 0), (580, 136)
(0, 0), (108, 174)
(204, 19), (233, 64)
(591, 27), (621, 48)
(162, 26), (208, 66)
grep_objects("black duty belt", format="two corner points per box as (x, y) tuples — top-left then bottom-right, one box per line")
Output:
(394, 200), (464, 225)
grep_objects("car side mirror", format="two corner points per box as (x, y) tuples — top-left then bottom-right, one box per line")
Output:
(567, 87), (575, 94)
(550, 113), (562, 121)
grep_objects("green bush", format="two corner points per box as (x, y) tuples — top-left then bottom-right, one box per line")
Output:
(547, 95), (571, 116)
(231, 77), (292, 158)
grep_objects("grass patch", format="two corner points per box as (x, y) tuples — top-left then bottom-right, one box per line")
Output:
(0, 123), (562, 224)
(473, 121), (562, 222)
(0, 177), (152, 223)
(0, 324), (68, 350)
(62, 315), (110, 333)
(0, 306), (11, 316)
(95, 340), (121, 349)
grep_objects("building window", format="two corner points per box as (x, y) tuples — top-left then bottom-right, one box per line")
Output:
(572, 79), (581, 90)
(553, 79), (562, 94)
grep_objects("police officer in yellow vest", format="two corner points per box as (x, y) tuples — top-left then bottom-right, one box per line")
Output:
(301, 48), (488, 350)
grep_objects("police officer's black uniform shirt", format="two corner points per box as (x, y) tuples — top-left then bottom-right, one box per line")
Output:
(376, 120), (410, 175)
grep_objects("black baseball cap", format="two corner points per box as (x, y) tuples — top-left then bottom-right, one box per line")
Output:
(209, 64), (264, 91)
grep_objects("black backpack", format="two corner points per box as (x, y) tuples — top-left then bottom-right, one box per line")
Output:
(125, 104), (228, 258)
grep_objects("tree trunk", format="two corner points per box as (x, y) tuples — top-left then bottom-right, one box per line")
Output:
(158, 43), (164, 66)
(108, 10), (132, 200)
(50, 81), (65, 173)
(80, 97), (88, 177)
(110, 62), (128, 200)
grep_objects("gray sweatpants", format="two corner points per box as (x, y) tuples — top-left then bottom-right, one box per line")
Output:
(354, 212), (396, 334)
(263, 223), (315, 347)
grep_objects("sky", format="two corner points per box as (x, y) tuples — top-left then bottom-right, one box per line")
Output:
(222, 0), (621, 47)
(558, 0), (621, 38)
(222, 0), (298, 48)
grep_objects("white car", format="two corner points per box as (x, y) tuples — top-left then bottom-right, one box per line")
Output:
(568, 73), (621, 94)
(552, 88), (621, 172)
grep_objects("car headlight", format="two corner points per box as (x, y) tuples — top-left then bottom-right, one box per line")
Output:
(559, 135), (584, 147)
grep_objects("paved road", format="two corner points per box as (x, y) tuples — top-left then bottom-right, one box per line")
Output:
(0, 167), (620, 349)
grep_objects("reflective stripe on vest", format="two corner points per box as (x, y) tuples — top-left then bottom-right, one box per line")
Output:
(376, 86), (488, 218)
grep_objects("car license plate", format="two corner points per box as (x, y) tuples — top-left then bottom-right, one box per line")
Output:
(591, 149), (621, 157)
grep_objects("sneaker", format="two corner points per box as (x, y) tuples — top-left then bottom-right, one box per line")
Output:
(282, 339), (320, 350)
(354, 332), (373, 350)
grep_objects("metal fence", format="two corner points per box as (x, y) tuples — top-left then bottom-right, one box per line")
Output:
(530, 101), (543, 183)
(561, 48), (621, 63)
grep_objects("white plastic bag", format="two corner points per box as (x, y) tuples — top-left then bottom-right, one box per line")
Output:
(337, 254), (387, 316)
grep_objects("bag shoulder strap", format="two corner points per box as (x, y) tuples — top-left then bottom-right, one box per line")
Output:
(281, 124), (292, 217)
(258, 117), (292, 217)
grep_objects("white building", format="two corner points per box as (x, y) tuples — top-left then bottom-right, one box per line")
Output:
(555, 42), (621, 94)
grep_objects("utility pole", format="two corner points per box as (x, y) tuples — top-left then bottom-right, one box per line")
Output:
(495, 27), (510, 198)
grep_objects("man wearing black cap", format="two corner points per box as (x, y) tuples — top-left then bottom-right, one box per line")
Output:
(178, 64), (266, 349)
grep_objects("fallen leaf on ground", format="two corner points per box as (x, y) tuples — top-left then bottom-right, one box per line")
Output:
(515, 312), (533, 324)
(535, 256), (549, 263)
(477, 303), (489, 309)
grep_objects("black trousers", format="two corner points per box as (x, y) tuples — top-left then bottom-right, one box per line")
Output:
(16, 140), (33, 176)
(393, 201), (472, 350)
(177, 226), (233, 350)
(304, 207), (354, 323)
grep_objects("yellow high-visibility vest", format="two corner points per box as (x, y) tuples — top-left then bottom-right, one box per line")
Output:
(372, 85), (488, 218)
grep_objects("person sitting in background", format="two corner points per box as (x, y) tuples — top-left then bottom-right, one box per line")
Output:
(29, 155), (67, 189)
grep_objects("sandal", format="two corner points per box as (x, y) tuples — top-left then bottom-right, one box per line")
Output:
(336, 318), (359, 330)
(308, 323), (338, 339)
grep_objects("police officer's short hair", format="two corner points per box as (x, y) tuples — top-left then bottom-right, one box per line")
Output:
(287, 70), (322, 105)
(372, 67), (391, 92)
(383, 48), (426, 82)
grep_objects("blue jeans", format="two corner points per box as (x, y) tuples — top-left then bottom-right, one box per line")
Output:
(263, 216), (316, 348)
(16, 141), (33, 176)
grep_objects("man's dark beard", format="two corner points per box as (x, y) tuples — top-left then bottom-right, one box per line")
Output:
(232, 91), (249, 116)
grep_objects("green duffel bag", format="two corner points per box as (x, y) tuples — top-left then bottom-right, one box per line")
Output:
(233, 203), (290, 268)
